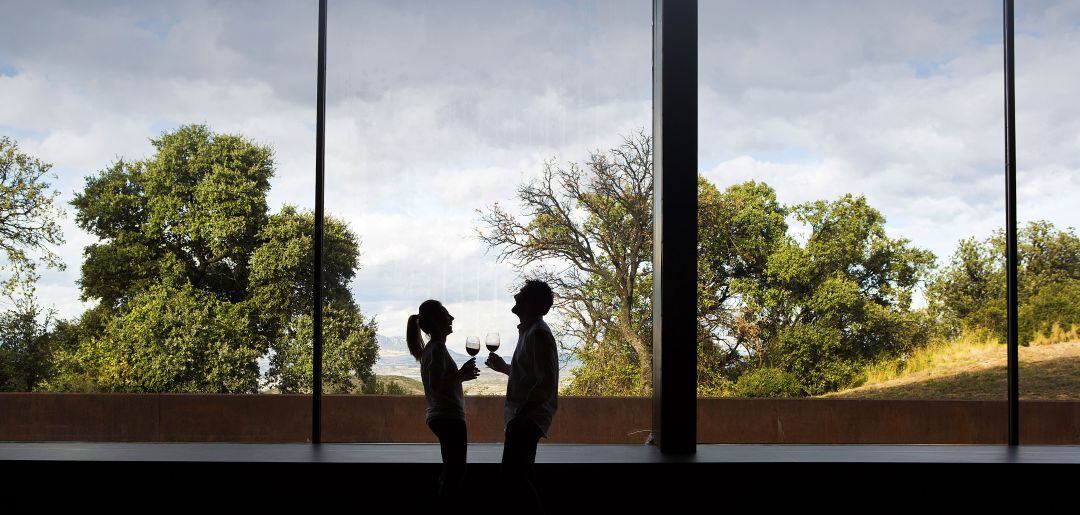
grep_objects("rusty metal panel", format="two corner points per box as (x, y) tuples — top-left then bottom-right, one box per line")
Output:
(3, 394), (1077, 444)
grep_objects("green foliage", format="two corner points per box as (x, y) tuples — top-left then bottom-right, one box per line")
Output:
(71, 124), (273, 308)
(697, 179), (789, 380)
(562, 332), (644, 396)
(267, 303), (378, 394)
(1021, 280), (1080, 344)
(0, 136), (65, 295)
(479, 131), (655, 395)
(1016, 222), (1080, 343)
(246, 205), (376, 393)
(696, 337), (736, 397)
(38, 311), (107, 392)
(489, 134), (940, 397)
(733, 367), (805, 398)
(248, 205), (360, 335)
(364, 378), (410, 395)
(925, 236), (1006, 338)
(71, 282), (262, 392)
(927, 221), (1080, 345)
(0, 138), (65, 391)
(697, 184), (936, 395)
(54, 124), (378, 393)
(0, 288), (56, 391)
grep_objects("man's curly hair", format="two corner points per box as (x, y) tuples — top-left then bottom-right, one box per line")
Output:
(520, 279), (554, 316)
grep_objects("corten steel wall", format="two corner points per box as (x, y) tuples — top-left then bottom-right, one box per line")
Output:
(699, 399), (1078, 444)
(0, 393), (311, 442)
(2, 394), (1078, 444)
(322, 395), (652, 443)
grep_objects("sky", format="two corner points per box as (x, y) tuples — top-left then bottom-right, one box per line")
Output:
(1, 0), (1077, 360)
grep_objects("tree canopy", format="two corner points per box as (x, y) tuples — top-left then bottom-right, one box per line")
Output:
(478, 131), (654, 394)
(480, 133), (939, 396)
(928, 221), (1080, 345)
(7, 124), (1077, 398)
(48, 124), (378, 393)
(0, 136), (65, 293)
(0, 138), (64, 392)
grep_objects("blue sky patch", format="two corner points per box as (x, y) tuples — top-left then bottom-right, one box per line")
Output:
(975, 29), (1001, 46)
(134, 16), (179, 39)
(149, 120), (181, 136)
(0, 60), (17, 77)
(909, 56), (952, 79)
(0, 125), (48, 141)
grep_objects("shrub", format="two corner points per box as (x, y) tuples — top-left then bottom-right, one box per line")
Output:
(734, 367), (806, 398)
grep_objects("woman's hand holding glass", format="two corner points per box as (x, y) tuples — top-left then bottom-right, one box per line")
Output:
(457, 357), (480, 382)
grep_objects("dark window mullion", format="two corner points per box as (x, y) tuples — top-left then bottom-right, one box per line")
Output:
(652, 0), (698, 454)
(1003, 0), (1019, 447)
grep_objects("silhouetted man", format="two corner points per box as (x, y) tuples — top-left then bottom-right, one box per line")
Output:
(485, 279), (558, 514)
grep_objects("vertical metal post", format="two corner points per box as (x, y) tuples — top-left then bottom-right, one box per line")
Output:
(652, 0), (697, 454)
(1003, 0), (1019, 446)
(313, 0), (327, 445)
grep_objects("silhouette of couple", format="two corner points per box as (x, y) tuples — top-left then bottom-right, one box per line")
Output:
(407, 279), (558, 514)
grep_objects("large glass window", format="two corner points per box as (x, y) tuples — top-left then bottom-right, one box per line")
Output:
(1015, 2), (1080, 403)
(698, 1), (1007, 443)
(0, 0), (315, 441)
(325, 0), (653, 443)
(4, 1), (1073, 448)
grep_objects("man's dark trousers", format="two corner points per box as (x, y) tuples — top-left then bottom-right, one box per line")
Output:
(501, 415), (545, 514)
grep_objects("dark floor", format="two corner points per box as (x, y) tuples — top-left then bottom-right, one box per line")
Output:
(4, 441), (1080, 464)
(4, 442), (1077, 510)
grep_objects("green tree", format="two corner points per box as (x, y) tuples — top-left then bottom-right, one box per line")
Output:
(252, 206), (379, 393)
(696, 184), (936, 395)
(1016, 221), (1080, 343)
(928, 221), (1080, 344)
(71, 124), (273, 309)
(478, 131), (654, 395)
(267, 303), (378, 394)
(732, 367), (805, 398)
(761, 195), (937, 394)
(55, 124), (378, 393)
(0, 137), (65, 391)
(925, 236), (1006, 337)
(0, 136), (65, 295)
(480, 133), (936, 397)
(696, 179), (788, 393)
(0, 287), (56, 391)
(70, 281), (262, 392)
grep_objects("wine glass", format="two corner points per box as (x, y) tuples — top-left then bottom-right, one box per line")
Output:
(485, 332), (501, 353)
(466, 336), (481, 357)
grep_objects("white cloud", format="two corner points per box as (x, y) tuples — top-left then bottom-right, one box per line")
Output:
(699, 1), (1077, 266)
(1, 0), (1077, 345)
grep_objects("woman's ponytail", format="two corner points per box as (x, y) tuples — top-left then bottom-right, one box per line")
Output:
(406, 314), (424, 362)
(408, 300), (445, 362)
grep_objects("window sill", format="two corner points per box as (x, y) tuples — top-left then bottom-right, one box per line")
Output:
(3, 441), (1078, 464)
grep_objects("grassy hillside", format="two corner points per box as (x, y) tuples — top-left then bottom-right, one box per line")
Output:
(375, 375), (425, 395)
(823, 329), (1080, 400)
(261, 375), (424, 395)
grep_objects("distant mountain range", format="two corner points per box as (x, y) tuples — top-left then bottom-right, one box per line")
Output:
(375, 334), (475, 369)
(374, 334), (511, 394)
(374, 334), (580, 398)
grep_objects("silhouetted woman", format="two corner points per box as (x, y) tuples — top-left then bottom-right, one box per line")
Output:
(408, 299), (479, 502)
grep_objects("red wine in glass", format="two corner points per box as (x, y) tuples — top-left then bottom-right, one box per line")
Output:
(485, 332), (500, 353)
(466, 336), (481, 357)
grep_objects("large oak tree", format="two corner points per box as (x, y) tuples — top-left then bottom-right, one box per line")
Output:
(479, 132), (938, 396)
(49, 124), (377, 393)
(0, 137), (65, 391)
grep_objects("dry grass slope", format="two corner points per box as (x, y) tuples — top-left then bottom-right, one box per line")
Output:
(824, 328), (1080, 400)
